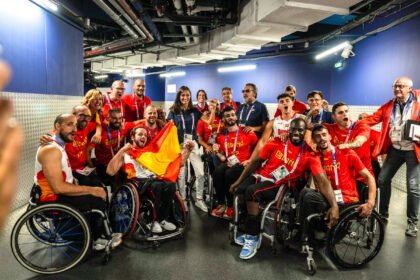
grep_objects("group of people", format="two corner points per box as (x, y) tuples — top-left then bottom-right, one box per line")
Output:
(32, 76), (420, 260)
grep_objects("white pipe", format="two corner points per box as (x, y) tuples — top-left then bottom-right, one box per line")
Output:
(173, 0), (191, 44)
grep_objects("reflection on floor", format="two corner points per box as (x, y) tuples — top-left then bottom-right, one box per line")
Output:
(1, 190), (418, 280)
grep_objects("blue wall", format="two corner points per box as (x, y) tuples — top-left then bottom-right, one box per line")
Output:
(0, 0), (83, 96)
(124, 67), (166, 101)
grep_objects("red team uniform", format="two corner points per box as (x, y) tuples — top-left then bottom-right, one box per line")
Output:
(216, 127), (258, 163)
(65, 122), (97, 171)
(122, 94), (152, 122)
(103, 92), (126, 120)
(197, 116), (224, 143)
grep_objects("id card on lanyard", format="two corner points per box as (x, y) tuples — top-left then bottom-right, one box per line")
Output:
(225, 128), (240, 165)
(208, 120), (221, 144)
(271, 141), (304, 182)
(107, 127), (120, 157)
(239, 104), (254, 127)
(105, 93), (124, 117)
(181, 112), (195, 143)
(321, 146), (344, 204)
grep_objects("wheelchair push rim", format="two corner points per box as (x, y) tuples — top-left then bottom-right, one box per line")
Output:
(11, 203), (91, 274)
(327, 205), (385, 268)
(109, 183), (139, 237)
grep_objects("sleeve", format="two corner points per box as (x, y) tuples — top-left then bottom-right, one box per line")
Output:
(355, 122), (370, 140)
(86, 121), (97, 133)
(261, 103), (270, 122)
(307, 156), (325, 176)
(216, 134), (226, 154)
(348, 150), (366, 172)
(146, 96), (152, 106)
(167, 111), (174, 121)
(196, 120), (204, 137)
(249, 132), (258, 147)
(360, 102), (388, 126)
(259, 140), (275, 161)
(123, 121), (136, 134)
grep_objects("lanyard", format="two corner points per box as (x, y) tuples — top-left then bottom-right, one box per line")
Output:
(391, 94), (413, 125)
(224, 128), (239, 158)
(210, 119), (222, 134)
(314, 109), (324, 124)
(107, 127), (120, 157)
(321, 146), (340, 189)
(239, 104), (254, 125)
(105, 93), (124, 117)
(180, 112), (195, 133)
(344, 121), (355, 144)
(147, 126), (158, 139)
(284, 140), (304, 175)
(133, 94), (146, 119)
(53, 136), (65, 147)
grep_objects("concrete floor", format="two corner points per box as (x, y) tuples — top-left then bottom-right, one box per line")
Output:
(0, 190), (419, 280)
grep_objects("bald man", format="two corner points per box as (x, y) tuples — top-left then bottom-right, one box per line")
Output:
(123, 79), (152, 122)
(103, 80), (127, 120)
(360, 77), (420, 237)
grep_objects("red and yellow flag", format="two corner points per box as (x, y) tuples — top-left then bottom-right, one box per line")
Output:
(128, 122), (181, 182)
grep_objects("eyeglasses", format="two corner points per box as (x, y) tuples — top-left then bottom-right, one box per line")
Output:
(392, 85), (408, 90)
(242, 89), (253, 93)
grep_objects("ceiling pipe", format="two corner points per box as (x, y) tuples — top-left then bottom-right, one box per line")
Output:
(128, 0), (162, 42)
(92, 0), (139, 39)
(116, 0), (154, 42)
(185, 0), (199, 44)
(108, 0), (147, 40)
(173, 0), (191, 44)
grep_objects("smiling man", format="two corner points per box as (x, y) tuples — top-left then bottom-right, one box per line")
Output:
(230, 118), (337, 260)
(123, 79), (152, 122)
(103, 80), (127, 120)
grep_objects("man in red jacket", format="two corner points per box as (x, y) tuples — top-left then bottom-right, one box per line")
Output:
(360, 77), (420, 237)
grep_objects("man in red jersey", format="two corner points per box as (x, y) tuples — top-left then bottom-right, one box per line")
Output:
(211, 106), (258, 219)
(229, 118), (338, 259)
(274, 85), (307, 117)
(103, 80), (127, 120)
(122, 79), (152, 122)
(220, 87), (240, 112)
(135, 105), (164, 140)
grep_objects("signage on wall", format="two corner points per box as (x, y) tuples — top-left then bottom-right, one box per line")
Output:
(167, 84), (176, 94)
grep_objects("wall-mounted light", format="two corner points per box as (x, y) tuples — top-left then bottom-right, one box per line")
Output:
(32, 0), (58, 12)
(94, 74), (108, 80)
(217, 64), (256, 73)
(159, 71), (186, 78)
(315, 41), (351, 60)
(341, 44), (355, 59)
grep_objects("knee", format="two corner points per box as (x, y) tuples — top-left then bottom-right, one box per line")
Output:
(245, 185), (257, 202)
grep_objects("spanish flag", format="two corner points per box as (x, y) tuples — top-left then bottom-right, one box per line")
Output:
(128, 122), (181, 182)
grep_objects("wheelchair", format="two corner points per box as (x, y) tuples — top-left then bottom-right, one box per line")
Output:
(109, 178), (188, 245)
(229, 183), (385, 275)
(11, 185), (115, 275)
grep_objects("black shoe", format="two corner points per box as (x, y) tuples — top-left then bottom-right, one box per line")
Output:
(379, 213), (389, 222)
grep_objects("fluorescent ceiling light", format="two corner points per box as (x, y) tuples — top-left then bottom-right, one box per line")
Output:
(32, 0), (58, 11)
(94, 74), (108, 79)
(159, 71), (186, 78)
(125, 71), (145, 78)
(315, 41), (351, 60)
(217, 64), (256, 73)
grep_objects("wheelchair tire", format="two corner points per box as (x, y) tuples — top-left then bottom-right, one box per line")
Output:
(11, 203), (91, 274)
(109, 183), (139, 237)
(326, 205), (384, 268)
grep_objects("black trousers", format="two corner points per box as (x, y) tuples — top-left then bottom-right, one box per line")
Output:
(145, 180), (176, 221)
(213, 163), (244, 207)
(56, 194), (106, 240)
(73, 171), (103, 187)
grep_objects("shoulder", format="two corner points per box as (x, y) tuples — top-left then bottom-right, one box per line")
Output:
(38, 144), (62, 161)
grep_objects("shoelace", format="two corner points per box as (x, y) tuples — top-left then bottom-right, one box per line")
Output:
(242, 239), (256, 251)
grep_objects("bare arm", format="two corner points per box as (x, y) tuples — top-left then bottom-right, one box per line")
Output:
(91, 122), (102, 144)
(356, 168), (376, 217)
(229, 155), (264, 193)
(338, 135), (367, 150)
(38, 146), (105, 200)
(181, 141), (194, 166)
(106, 143), (131, 176)
(250, 119), (273, 160)
(313, 173), (339, 228)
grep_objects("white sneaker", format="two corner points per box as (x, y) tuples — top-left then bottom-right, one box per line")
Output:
(111, 233), (123, 248)
(195, 199), (208, 212)
(93, 233), (123, 251)
(160, 220), (177, 231)
(152, 221), (163, 233)
(93, 238), (107, 251)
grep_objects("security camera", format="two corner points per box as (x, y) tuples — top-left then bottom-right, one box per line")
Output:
(341, 45), (355, 59)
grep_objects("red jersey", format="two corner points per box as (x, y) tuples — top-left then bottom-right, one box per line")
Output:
(93, 122), (136, 165)
(216, 127), (258, 163)
(319, 148), (365, 204)
(324, 122), (373, 182)
(274, 99), (307, 117)
(134, 119), (162, 141)
(369, 130), (380, 162)
(220, 101), (240, 112)
(103, 92), (127, 120)
(197, 117), (224, 143)
(65, 122), (97, 171)
(122, 94), (152, 122)
(256, 138), (324, 186)
(195, 103), (209, 114)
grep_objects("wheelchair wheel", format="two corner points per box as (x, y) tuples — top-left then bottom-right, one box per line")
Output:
(109, 183), (139, 237)
(11, 204), (91, 274)
(327, 205), (384, 268)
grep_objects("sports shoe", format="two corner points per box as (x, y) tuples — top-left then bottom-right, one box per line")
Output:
(223, 207), (233, 220)
(161, 220), (177, 231)
(211, 204), (226, 217)
(405, 221), (418, 237)
(93, 238), (107, 251)
(93, 233), (122, 251)
(234, 234), (246, 246)
(152, 221), (163, 233)
(239, 235), (259, 260)
(379, 212), (389, 222)
(195, 199), (208, 212)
